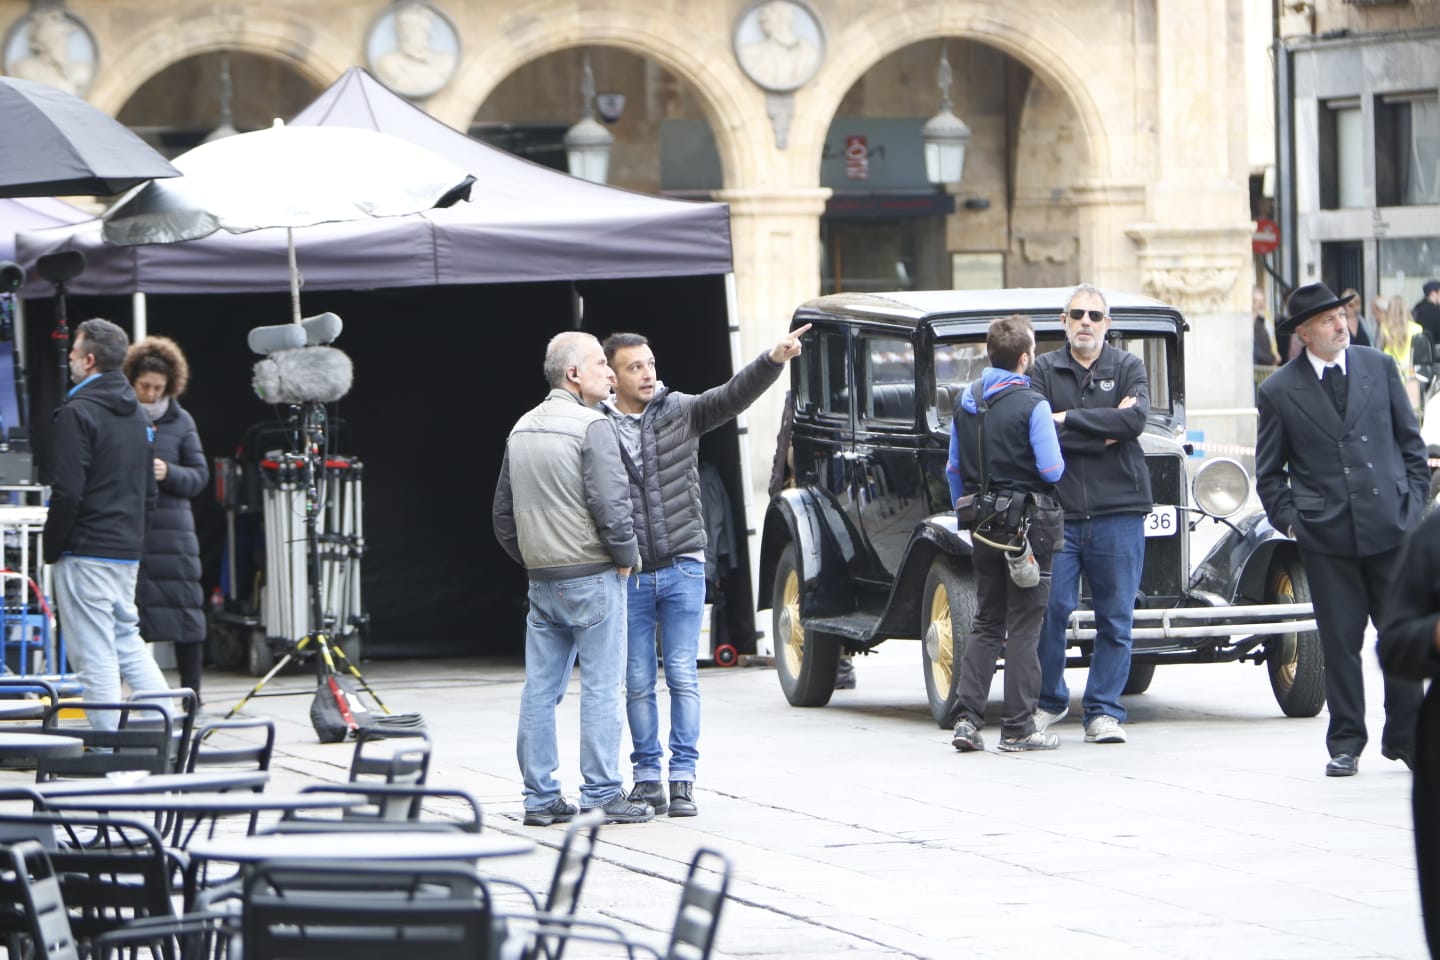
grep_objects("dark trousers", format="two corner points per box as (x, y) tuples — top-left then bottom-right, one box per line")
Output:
(955, 540), (1052, 739)
(1300, 545), (1423, 757)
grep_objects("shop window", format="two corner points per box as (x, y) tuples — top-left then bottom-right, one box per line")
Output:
(1376, 94), (1439, 206)
(1319, 99), (1364, 210)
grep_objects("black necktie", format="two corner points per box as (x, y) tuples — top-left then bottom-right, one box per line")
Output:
(1321, 364), (1346, 417)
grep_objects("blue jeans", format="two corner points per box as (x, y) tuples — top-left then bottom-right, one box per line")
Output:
(1037, 514), (1145, 724)
(625, 558), (706, 783)
(53, 557), (170, 732)
(516, 569), (627, 812)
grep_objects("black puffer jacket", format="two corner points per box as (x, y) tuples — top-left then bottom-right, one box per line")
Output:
(612, 352), (783, 566)
(136, 399), (209, 646)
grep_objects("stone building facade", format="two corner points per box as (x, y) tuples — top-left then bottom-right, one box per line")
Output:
(1275, 0), (1439, 328)
(3, 0), (1262, 541)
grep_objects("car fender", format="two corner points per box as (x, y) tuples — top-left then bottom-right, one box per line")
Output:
(1189, 510), (1299, 604)
(873, 514), (974, 637)
(759, 487), (857, 618)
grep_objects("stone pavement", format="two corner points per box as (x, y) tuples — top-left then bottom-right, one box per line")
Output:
(6, 639), (1429, 959)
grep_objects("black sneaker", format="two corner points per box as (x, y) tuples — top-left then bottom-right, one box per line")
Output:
(522, 797), (578, 827)
(951, 719), (984, 752)
(668, 781), (697, 817)
(628, 780), (668, 815)
(585, 794), (655, 824)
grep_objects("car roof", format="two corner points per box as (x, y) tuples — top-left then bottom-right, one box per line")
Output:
(794, 288), (1183, 327)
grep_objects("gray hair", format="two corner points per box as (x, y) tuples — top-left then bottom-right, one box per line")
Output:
(543, 332), (599, 388)
(1066, 283), (1108, 315)
(75, 318), (130, 372)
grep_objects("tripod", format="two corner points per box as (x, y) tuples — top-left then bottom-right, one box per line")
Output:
(225, 401), (392, 726)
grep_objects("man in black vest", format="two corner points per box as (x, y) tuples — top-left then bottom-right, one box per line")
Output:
(947, 314), (1065, 752)
(1257, 281), (1426, 777)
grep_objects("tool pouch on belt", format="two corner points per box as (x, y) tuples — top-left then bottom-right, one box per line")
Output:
(976, 490), (1063, 557)
(1023, 492), (1064, 556)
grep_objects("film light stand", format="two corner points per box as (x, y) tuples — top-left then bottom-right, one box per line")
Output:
(225, 398), (388, 721)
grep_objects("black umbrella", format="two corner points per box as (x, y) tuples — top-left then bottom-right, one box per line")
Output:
(0, 76), (178, 198)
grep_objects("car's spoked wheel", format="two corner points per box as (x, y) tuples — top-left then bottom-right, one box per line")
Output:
(1265, 557), (1326, 717)
(772, 544), (839, 707)
(921, 559), (974, 728)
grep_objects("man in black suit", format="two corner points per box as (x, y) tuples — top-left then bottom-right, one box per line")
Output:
(1256, 281), (1427, 778)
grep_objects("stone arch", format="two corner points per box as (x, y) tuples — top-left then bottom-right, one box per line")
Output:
(87, 10), (349, 115)
(432, 3), (757, 188)
(785, 1), (1116, 191)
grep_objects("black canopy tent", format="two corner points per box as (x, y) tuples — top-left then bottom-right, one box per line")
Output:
(15, 69), (755, 660)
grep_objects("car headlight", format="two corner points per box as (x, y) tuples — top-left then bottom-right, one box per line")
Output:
(1192, 457), (1250, 518)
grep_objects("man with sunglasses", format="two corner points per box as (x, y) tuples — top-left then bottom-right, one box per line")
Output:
(1029, 284), (1151, 745)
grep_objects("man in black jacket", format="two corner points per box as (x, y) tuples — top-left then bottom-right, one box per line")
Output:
(1030, 284), (1151, 745)
(44, 318), (167, 730)
(602, 325), (807, 817)
(1377, 510), (1440, 955)
(1258, 281), (1425, 777)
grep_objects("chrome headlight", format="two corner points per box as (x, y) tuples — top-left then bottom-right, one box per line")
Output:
(1192, 457), (1250, 518)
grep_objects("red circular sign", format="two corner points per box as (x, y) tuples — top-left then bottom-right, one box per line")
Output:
(1252, 218), (1281, 255)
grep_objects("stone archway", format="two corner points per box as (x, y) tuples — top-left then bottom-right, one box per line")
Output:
(116, 50), (320, 158)
(431, 2), (757, 190)
(86, 10), (347, 117)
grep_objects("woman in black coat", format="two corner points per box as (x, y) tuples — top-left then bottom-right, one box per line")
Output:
(125, 337), (209, 698)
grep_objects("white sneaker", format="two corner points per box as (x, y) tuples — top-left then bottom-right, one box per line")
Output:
(1084, 715), (1127, 743)
(997, 731), (1060, 752)
(1033, 705), (1068, 733)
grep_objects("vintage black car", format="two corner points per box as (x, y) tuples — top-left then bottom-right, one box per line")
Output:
(759, 289), (1323, 726)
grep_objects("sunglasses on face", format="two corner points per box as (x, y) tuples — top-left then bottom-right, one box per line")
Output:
(1067, 308), (1106, 323)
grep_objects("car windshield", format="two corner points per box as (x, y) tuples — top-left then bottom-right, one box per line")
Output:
(934, 329), (1174, 427)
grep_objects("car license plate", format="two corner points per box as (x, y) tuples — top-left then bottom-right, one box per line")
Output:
(1143, 504), (1178, 538)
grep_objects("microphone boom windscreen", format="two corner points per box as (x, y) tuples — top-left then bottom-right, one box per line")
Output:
(301, 312), (343, 345)
(253, 346), (353, 404)
(248, 323), (306, 356)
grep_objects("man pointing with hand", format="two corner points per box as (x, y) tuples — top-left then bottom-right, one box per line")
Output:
(601, 323), (809, 818)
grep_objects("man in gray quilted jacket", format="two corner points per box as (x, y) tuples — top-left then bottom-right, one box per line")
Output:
(602, 324), (809, 817)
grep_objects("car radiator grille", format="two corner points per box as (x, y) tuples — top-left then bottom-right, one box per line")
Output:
(1139, 453), (1185, 606)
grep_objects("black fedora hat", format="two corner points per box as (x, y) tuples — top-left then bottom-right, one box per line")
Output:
(1278, 282), (1354, 334)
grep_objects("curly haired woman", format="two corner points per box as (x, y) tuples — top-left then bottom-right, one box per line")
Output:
(124, 336), (209, 699)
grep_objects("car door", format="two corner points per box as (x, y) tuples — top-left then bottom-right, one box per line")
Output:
(851, 332), (928, 579)
(790, 323), (863, 554)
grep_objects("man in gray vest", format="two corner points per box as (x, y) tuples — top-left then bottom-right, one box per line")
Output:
(494, 332), (652, 825)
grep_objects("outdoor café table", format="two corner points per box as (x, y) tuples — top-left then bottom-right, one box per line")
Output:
(0, 701), (48, 721)
(184, 830), (536, 908)
(187, 830), (536, 865)
(0, 731), (82, 765)
(27, 770), (269, 798)
(42, 790), (371, 847)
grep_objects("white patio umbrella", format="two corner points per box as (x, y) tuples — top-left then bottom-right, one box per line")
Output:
(101, 121), (474, 322)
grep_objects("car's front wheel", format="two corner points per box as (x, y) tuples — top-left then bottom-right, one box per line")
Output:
(772, 544), (840, 707)
(1122, 661), (1156, 695)
(921, 559), (975, 728)
(1264, 556), (1326, 717)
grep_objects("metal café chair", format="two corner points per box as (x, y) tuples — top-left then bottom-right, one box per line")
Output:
(241, 859), (500, 960)
(500, 848), (732, 960)
(0, 812), (184, 957)
(128, 688), (200, 774)
(489, 812), (602, 960)
(2, 839), (234, 960)
(272, 783), (482, 833)
(36, 700), (173, 782)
